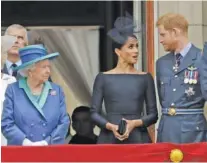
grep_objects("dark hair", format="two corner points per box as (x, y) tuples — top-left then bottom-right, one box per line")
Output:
(72, 106), (90, 122)
(112, 34), (137, 67)
(112, 34), (137, 50)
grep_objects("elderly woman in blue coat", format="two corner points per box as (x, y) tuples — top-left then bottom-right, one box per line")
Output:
(1, 44), (70, 146)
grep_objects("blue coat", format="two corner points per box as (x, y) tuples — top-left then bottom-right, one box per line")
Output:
(156, 44), (207, 143)
(1, 79), (70, 145)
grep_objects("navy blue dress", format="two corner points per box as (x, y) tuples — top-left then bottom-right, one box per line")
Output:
(91, 72), (158, 144)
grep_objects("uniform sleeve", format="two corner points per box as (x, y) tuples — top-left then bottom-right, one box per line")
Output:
(1, 85), (26, 145)
(45, 87), (70, 144)
(90, 73), (108, 128)
(141, 73), (158, 127)
(199, 42), (207, 101)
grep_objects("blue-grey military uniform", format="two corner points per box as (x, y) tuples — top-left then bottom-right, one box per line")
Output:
(156, 43), (207, 143)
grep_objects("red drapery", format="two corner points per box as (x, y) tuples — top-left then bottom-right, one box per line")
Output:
(2, 142), (207, 162)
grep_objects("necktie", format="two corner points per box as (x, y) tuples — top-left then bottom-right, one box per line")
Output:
(175, 53), (182, 67)
(11, 64), (17, 77)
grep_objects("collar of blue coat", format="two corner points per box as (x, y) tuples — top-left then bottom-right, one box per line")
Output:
(19, 77), (52, 119)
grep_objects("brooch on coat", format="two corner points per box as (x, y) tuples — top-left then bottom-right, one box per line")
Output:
(50, 90), (57, 96)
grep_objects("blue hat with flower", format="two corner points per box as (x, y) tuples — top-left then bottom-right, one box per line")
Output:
(14, 44), (59, 71)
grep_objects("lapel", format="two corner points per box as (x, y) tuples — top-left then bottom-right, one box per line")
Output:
(38, 81), (52, 110)
(2, 64), (9, 75)
(19, 78), (52, 120)
(164, 52), (175, 73)
(175, 44), (198, 74)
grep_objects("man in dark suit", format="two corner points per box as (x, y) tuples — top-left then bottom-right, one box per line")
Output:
(156, 13), (207, 143)
(2, 24), (28, 78)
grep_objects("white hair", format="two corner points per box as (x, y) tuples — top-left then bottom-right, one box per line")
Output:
(18, 63), (36, 77)
(5, 24), (28, 44)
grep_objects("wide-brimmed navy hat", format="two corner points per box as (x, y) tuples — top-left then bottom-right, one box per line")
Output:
(14, 44), (59, 71)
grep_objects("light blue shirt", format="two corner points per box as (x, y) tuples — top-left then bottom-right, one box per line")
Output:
(175, 42), (192, 63)
(6, 59), (22, 75)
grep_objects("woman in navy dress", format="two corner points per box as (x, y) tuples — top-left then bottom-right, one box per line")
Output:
(90, 14), (158, 144)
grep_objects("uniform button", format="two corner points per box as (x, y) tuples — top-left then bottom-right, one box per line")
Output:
(174, 75), (178, 78)
(43, 123), (46, 126)
(42, 133), (46, 137)
(196, 126), (199, 130)
(173, 88), (176, 91)
(30, 134), (33, 137)
(171, 103), (175, 106)
(30, 123), (34, 127)
(161, 82), (164, 84)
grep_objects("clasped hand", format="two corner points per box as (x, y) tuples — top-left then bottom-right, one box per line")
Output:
(111, 118), (136, 141)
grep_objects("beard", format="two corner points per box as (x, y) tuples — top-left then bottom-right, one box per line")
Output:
(163, 41), (177, 52)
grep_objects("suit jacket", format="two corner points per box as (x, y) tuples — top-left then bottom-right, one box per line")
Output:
(1, 78), (70, 145)
(2, 63), (22, 80)
(2, 64), (9, 75)
(156, 44), (207, 143)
